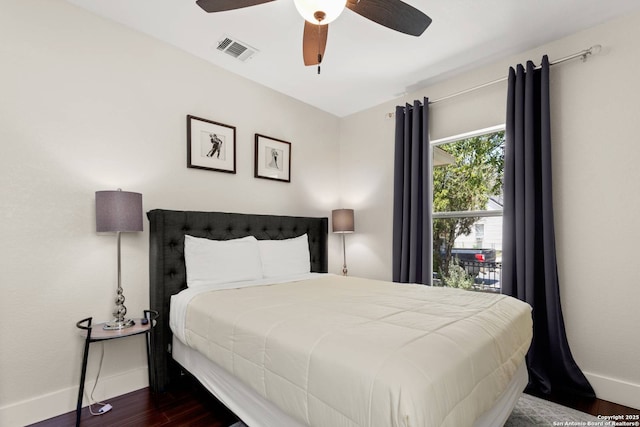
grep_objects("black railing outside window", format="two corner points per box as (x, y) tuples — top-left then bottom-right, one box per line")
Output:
(465, 260), (502, 292)
(433, 260), (502, 293)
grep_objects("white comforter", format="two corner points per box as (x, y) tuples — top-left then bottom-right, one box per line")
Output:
(170, 275), (532, 427)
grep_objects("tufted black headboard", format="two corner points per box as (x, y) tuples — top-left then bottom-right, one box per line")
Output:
(147, 209), (328, 392)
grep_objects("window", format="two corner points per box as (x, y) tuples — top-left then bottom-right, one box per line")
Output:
(431, 126), (504, 292)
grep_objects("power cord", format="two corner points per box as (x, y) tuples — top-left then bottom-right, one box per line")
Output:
(83, 342), (112, 416)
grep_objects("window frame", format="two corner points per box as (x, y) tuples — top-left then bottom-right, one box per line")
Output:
(430, 124), (506, 290)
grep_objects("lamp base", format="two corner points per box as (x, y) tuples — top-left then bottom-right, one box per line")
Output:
(103, 318), (135, 330)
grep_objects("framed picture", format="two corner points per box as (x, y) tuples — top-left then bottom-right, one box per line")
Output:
(254, 134), (291, 182)
(187, 115), (236, 174)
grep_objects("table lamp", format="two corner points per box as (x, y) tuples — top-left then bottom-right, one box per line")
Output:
(332, 208), (354, 276)
(95, 189), (143, 330)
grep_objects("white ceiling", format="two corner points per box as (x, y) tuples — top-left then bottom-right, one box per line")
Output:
(66, 0), (640, 117)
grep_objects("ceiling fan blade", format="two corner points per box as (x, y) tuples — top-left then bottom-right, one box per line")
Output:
(303, 21), (328, 66)
(346, 0), (432, 36)
(196, 0), (275, 13)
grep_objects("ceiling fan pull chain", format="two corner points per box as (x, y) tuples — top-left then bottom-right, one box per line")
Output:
(317, 23), (322, 74)
(315, 13), (325, 75)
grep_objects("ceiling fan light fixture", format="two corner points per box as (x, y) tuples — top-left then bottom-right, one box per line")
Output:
(294, 0), (347, 24)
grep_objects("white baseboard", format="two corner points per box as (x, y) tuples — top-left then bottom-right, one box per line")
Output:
(584, 371), (640, 411)
(0, 367), (148, 427)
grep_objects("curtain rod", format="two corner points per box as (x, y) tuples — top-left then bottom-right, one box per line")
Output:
(388, 44), (601, 116)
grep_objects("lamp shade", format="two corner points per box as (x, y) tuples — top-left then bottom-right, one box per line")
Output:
(96, 190), (143, 232)
(332, 209), (354, 233)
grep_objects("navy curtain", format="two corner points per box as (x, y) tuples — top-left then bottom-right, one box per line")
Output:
(392, 98), (432, 285)
(502, 56), (595, 398)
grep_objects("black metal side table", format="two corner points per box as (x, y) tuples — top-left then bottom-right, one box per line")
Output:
(75, 310), (158, 427)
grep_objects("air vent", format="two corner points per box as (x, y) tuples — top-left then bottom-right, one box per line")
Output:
(216, 36), (258, 62)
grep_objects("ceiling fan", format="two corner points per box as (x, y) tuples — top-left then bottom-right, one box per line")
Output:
(196, 0), (432, 73)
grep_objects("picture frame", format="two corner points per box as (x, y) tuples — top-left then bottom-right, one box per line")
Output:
(187, 115), (236, 174)
(254, 134), (291, 183)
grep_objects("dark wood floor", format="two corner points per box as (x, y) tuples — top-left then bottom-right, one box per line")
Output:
(527, 389), (640, 417)
(28, 377), (239, 427)
(30, 377), (639, 427)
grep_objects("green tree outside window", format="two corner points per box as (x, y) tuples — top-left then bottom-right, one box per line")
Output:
(433, 131), (505, 282)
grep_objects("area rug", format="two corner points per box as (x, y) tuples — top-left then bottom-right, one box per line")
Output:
(229, 393), (600, 426)
(504, 393), (600, 426)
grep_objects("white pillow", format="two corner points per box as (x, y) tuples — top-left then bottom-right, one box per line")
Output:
(184, 235), (263, 287)
(258, 234), (311, 278)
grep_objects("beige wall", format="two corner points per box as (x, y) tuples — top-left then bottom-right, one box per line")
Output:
(0, 1), (340, 425)
(340, 11), (640, 410)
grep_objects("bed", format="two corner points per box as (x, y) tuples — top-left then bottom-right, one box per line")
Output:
(148, 209), (532, 427)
